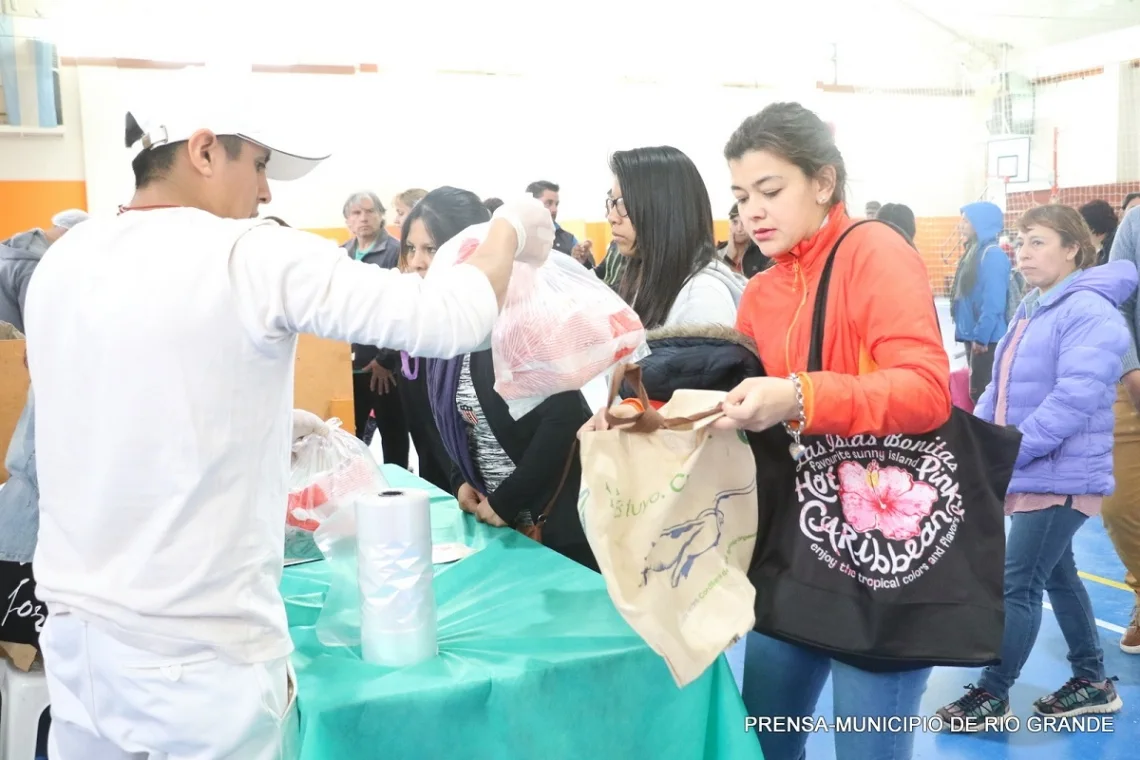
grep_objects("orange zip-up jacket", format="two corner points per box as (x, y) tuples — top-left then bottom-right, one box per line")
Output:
(736, 203), (951, 437)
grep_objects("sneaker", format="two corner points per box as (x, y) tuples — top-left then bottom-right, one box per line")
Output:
(1033, 677), (1123, 716)
(1121, 605), (1140, 654)
(936, 685), (1012, 731)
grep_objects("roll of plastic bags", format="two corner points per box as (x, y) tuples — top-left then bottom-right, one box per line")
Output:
(356, 489), (438, 666)
(427, 223), (649, 419)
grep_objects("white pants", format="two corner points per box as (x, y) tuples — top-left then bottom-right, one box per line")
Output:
(40, 614), (299, 760)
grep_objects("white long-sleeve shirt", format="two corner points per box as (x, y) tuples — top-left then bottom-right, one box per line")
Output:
(23, 208), (499, 663)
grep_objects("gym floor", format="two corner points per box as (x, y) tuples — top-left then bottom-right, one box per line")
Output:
(799, 517), (1140, 759)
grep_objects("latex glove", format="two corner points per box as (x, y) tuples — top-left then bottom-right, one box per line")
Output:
(292, 409), (331, 441)
(493, 197), (556, 266)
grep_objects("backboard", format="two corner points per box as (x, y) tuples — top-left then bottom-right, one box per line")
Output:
(987, 135), (1031, 185)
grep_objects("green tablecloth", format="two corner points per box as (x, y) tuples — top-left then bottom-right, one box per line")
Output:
(284, 465), (762, 760)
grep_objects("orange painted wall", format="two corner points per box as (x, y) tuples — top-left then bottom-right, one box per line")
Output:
(913, 216), (964, 296)
(306, 228), (351, 244)
(0, 181), (89, 239)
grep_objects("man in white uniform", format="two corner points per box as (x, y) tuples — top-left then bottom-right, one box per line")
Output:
(23, 73), (553, 759)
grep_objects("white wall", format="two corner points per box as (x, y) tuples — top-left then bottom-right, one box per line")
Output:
(816, 91), (987, 216)
(73, 64), (987, 227)
(1030, 74), (1120, 189)
(1022, 63), (1140, 191)
(1008, 24), (1140, 191)
(0, 65), (84, 180)
(1013, 26), (1140, 78)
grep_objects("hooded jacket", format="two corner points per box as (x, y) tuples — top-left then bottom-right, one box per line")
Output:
(735, 203), (950, 437)
(975, 260), (1137, 495)
(621, 324), (762, 404)
(0, 229), (50, 332)
(951, 201), (1010, 345)
(664, 259), (747, 328)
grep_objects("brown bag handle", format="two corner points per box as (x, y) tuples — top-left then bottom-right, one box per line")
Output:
(520, 439), (578, 545)
(603, 364), (724, 434)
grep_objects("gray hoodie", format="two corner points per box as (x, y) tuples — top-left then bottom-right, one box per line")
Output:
(663, 259), (747, 328)
(0, 229), (50, 333)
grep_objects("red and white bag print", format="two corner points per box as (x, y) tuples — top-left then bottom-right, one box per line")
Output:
(285, 419), (388, 562)
(431, 223), (648, 418)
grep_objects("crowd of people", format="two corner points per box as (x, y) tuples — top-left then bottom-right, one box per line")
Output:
(0, 81), (1138, 760)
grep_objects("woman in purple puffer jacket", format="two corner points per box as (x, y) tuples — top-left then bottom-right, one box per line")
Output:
(938, 204), (1137, 729)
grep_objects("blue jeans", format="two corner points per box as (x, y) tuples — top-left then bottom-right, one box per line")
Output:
(742, 632), (931, 760)
(978, 503), (1104, 700)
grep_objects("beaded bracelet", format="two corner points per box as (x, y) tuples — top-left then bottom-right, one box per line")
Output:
(783, 373), (808, 461)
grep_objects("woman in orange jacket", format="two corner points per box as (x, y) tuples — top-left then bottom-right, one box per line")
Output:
(716, 104), (951, 760)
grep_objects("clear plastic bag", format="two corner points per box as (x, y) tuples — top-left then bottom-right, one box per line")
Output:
(287, 419), (387, 533)
(287, 419), (389, 647)
(311, 505), (364, 647)
(429, 223), (649, 418)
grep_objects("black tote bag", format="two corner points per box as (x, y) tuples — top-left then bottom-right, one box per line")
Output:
(746, 220), (1021, 669)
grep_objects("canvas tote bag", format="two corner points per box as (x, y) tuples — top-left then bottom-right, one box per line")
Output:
(578, 365), (758, 687)
(747, 220), (1021, 668)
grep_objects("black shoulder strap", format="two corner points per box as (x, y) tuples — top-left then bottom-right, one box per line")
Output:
(806, 219), (886, 373)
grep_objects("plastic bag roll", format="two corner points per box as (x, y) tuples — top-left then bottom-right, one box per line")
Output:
(356, 489), (438, 666)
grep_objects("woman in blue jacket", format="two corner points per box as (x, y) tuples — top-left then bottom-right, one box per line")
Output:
(951, 201), (1012, 401)
(938, 204), (1135, 726)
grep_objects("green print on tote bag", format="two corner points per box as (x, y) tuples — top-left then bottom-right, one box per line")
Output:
(578, 366), (759, 687)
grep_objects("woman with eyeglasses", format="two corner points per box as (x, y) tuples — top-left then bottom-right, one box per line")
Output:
(606, 146), (747, 329)
(603, 145), (754, 685)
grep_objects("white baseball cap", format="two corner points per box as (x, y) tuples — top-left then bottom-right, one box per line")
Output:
(125, 68), (330, 182)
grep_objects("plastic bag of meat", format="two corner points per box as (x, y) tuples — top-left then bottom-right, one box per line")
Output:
(428, 222), (649, 418)
(285, 419), (388, 563)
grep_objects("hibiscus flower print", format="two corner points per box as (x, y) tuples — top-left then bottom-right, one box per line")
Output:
(836, 460), (938, 541)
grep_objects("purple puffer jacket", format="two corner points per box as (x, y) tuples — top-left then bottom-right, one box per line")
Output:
(975, 260), (1138, 496)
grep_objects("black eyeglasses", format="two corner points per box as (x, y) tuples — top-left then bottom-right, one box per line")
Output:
(605, 196), (627, 218)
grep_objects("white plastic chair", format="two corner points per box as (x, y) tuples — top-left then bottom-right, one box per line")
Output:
(0, 655), (50, 760)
